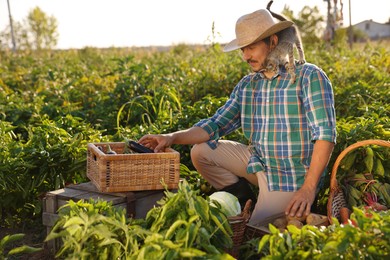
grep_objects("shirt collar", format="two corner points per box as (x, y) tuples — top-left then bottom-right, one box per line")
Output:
(256, 70), (279, 80)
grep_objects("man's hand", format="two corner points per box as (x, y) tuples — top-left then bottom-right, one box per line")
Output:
(138, 134), (173, 153)
(285, 140), (334, 218)
(138, 126), (210, 153)
(285, 185), (316, 218)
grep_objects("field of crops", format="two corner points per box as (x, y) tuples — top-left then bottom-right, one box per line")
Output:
(0, 40), (389, 258)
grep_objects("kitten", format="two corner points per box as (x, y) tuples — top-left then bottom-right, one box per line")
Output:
(265, 0), (306, 83)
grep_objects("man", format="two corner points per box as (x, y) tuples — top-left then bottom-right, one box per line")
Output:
(139, 9), (336, 224)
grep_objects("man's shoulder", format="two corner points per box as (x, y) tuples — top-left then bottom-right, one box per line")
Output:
(241, 73), (257, 82)
(298, 62), (321, 72)
(297, 62), (329, 78)
(297, 62), (331, 84)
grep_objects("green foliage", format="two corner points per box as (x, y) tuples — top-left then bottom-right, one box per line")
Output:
(0, 233), (42, 259)
(0, 6), (388, 258)
(180, 164), (213, 195)
(46, 181), (235, 259)
(117, 84), (182, 133)
(256, 207), (390, 259)
(0, 115), (106, 226)
(144, 180), (234, 257)
(0, 33), (389, 239)
(46, 199), (143, 259)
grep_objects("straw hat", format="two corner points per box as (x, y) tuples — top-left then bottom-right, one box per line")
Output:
(223, 9), (293, 52)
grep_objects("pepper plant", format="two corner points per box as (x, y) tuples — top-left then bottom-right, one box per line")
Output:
(255, 207), (390, 259)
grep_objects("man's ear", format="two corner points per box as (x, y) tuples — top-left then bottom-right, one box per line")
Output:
(270, 34), (278, 49)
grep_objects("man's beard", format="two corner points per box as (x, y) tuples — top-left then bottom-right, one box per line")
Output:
(248, 60), (267, 73)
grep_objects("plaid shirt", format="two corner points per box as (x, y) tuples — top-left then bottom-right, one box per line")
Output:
(194, 63), (337, 192)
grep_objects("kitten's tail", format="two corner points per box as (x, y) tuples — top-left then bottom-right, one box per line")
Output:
(266, 0), (288, 22)
(266, 0), (274, 11)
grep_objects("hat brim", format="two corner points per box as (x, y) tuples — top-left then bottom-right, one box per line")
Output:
(223, 21), (294, 52)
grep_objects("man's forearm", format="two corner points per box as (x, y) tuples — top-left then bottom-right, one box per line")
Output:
(303, 140), (335, 191)
(168, 126), (210, 145)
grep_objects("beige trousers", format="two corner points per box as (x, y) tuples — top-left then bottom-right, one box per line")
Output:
(191, 140), (296, 224)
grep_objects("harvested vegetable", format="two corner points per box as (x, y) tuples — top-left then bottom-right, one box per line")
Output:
(106, 144), (117, 155)
(287, 219), (303, 229)
(305, 213), (329, 226)
(209, 191), (241, 217)
(338, 144), (390, 213)
(363, 191), (388, 211)
(272, 216), (287, 229)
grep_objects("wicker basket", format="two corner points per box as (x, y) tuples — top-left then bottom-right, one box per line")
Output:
(87, 142), (180, 192)
(327, 139), (390, 224)
(226, 199), (252, 258)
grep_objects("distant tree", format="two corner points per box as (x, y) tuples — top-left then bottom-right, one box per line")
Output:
(0, 6), (58, 50)
(282, 5), (325, 45)
(334, 26), (368, 44)
(0, 21), (30, 50)
(27, 7), (58, 50)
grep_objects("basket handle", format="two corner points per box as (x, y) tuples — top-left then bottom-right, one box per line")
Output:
(241, 199), (252, 221)
(329, 139), (390, 191)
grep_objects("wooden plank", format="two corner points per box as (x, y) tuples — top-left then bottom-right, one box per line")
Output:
(44, 192), (58, 214)
(48, 187), (90, 200)
(45, 226), (58, 253)
(68, 181), (134, 198)
(42, 212), (59, 227)
(71, 192), (127, 205)
(133, 191), (165, 218)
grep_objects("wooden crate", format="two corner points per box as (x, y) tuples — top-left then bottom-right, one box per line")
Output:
(42, 182), (167, 252)
(87, 142), (180, 192)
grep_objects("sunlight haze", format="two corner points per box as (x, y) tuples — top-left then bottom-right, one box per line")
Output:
(1, 0), (389, 49)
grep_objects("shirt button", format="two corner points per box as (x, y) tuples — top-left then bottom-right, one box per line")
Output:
(266, 99), (269, 102)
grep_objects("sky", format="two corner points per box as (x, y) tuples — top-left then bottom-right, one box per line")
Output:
(0, 0), (389, 49)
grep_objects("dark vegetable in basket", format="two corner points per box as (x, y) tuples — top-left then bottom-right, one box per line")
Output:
(106, 144), (117, 155)
(363, 191), (388, 211)
(128, 140), (154, 153)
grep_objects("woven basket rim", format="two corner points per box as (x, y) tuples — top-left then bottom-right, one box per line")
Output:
(226, 199), (252, 257)
(327, 139), (390, 223)
(228, 199), (252, 222)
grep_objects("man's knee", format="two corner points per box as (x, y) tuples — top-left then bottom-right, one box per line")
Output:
(190, 142), (209, 162)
